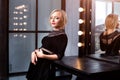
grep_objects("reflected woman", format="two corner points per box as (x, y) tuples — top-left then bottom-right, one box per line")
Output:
(26, 9), (68, 80)
(100, 13), (120, 56)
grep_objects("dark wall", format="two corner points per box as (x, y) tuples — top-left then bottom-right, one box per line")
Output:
(0, 0), (8, 79)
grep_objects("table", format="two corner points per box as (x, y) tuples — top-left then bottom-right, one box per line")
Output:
(88, 53), (120, 64)
(54, 56), (120, 80)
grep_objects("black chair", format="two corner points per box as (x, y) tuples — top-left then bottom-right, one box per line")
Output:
(55, 68), (72, 80)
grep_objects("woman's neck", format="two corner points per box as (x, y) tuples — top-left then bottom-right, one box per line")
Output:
(105, 29), (116, 35)
(53, 28), (64, 31)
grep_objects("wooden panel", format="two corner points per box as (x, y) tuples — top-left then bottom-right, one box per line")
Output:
(61, 0), (66, 10)
(79, 0), (92, 57)
(0, 0), (9, 79)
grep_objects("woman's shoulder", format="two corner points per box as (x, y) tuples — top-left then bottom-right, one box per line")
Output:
(56, 33), (68, 39)
(99, 32), (105, 38)
(112, 31), (120, 41)
(114, 30), (120, 37)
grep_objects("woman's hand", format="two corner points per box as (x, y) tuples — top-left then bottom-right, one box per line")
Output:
(31, 51), (37, 65)
(35, 49), (45, 58)
(33, 49), (58, 60)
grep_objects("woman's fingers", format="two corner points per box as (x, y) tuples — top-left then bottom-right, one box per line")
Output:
(31, 52), (37, 65)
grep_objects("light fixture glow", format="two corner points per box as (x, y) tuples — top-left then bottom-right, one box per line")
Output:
(14, 34), (18, 37)
(78, 42), (84, 47)
(23, 35), (27, 38)
(23, 28), (27, 31)
(78, 7), (84, 12)
(23, 22), (27, 25)
(78, 19), (84, 24)
(23, 15), (27, 18)
(78, 31), (84, 36)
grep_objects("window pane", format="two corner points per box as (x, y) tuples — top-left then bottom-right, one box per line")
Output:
(9, 0), (36, 31)
(38, 0), (61, 30)
(114, 2), (120, 17)
(9, 33), (35, 73)
(95, 1), (112, 25)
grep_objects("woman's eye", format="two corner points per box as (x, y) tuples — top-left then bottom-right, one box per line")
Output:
(50, 16), (60, 20)
(50, 17), (52, 19)
(56, 17), (60, 19)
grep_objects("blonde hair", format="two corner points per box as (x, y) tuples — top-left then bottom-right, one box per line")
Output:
(105, 14), (118, 29)
(49, 9), (67, 28)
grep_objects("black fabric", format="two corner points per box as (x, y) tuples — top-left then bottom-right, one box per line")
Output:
(48, 29), (65, 37)
(26, 59), (52, 80)
(41, 33), (68, 59)
(99, 30), (120, 56)
(26, 30), (68, 80)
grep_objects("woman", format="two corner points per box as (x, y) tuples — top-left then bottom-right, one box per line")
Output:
(99, 13), (120, 56)
(26, 9), (68, 80)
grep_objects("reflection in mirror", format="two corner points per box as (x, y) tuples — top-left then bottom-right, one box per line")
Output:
(90, 0), (120, 64)
(95, 0), (112, 54)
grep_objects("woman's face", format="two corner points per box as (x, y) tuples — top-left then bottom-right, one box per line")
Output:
(50, 11), (63, 29)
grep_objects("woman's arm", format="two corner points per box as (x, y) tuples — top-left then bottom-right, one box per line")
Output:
(35, 49), (58, 60)
(31, 51), (38, 65)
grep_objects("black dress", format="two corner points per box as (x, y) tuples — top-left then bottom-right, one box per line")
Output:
(99, 30), (120, 56)
(26, 30), (68, 80)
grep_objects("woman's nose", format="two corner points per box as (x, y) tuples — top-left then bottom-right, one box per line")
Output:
(51, 19), (55, 22)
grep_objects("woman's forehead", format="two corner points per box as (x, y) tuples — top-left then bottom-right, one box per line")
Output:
(51, 11), (62, 17)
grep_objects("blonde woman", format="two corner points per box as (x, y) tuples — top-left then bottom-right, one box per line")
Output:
(26, 9), (68, 80)
(100, 13), (120, 56)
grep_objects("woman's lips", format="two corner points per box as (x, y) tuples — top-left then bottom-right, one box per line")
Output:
(51, 23), (56, 25)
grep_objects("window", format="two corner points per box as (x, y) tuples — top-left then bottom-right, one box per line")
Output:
(9, 0), (62, 73)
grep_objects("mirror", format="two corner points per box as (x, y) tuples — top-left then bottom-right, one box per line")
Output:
(90, 0), (120, 64)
